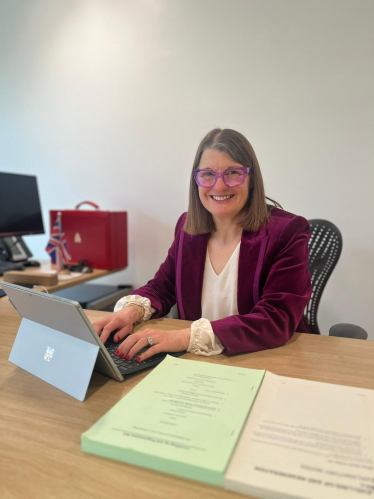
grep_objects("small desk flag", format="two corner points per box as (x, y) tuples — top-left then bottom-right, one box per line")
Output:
(46, 212), (71, 268)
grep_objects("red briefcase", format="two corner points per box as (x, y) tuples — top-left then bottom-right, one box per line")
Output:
(50, 201), (128, 270)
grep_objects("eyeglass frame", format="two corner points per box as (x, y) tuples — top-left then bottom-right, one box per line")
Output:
(193, 166), (251, 188)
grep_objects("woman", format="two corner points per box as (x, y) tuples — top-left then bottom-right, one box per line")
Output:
(93, 129), (311, 361)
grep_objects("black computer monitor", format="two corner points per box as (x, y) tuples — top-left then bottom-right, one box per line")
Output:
(0, 172), (44, 262)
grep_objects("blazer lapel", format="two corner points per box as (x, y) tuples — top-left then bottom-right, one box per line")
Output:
(237, 227), (268, 314)
(177, 231), (209, 320)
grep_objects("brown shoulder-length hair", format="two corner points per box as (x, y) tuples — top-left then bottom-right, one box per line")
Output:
(184, 128), (282, 235)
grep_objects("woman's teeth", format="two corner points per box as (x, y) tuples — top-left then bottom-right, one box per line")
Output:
(212, 195), (234, 201)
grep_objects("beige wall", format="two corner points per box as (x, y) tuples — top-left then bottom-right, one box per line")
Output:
(1, 0), (373, 337)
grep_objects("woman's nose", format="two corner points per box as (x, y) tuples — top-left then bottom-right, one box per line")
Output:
(215, 175), (228, 190)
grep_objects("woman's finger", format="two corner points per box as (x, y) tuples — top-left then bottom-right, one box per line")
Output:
(113, 324), (133, 342)
(127, 328), (154, 338)
(118, 332), (150, 358)
(126, 336), (150, 360)
(92, 316), (111, 335)
(136, 343), (163, 362)
(100, 316), (127, 344)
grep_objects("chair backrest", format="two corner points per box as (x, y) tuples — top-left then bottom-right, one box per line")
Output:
(304, 220), (342, 335)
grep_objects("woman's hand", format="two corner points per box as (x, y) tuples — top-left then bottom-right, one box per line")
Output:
(116, 327), (191, 362)
(92, 304), (143, 344)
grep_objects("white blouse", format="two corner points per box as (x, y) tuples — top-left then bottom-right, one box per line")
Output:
(201, 242), (240, 320)
(114, 244), (241, 356)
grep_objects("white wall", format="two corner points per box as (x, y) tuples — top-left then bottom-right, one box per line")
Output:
(1, 0), (373, 338)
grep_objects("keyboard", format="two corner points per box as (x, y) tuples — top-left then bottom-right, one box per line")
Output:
(104, 333), (185, 376)
(0, 261), (25, 276)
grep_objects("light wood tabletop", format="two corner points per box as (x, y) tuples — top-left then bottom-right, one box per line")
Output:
(0, 259), (125, 293)
(0, 294), (373, 499)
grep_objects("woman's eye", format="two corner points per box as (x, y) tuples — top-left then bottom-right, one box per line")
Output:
(226, 169), (242, 176)
(200, 171), (215, 178)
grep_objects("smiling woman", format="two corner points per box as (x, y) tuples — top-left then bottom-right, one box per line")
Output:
(185, 129), (279, 235)
(93, 129), (312, 361)
(194, 154), (250, 226)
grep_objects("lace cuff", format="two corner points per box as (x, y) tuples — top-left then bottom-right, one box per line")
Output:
(187, 318), (224, 356)
(114, 295), (156, 322)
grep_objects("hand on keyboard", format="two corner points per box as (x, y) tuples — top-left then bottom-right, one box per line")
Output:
(114, 327), (191, 363)
(92, 311), (190, 363)
(92, 305), (143, 344)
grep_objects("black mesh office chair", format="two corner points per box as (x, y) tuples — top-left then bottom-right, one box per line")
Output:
(304, 219), (368, 340)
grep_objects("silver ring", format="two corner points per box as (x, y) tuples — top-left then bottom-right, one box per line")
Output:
(147, 336), (153, 347)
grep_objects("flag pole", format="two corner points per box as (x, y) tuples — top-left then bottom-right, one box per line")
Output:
(57, 211), (64, 270)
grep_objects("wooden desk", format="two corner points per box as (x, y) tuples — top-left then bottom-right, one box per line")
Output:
(0, 259), (125, 293)
(1, 297), (373, 498)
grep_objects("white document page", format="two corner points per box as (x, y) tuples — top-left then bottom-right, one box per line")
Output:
(225, 372), (374, 499)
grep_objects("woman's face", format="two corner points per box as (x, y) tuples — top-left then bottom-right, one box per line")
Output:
(197, 149), (250, 225)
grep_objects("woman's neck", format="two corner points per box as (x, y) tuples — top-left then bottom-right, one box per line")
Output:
(210, 219), (243, 245)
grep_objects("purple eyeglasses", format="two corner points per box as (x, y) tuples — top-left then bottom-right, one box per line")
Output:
(193, 167), (250, 188)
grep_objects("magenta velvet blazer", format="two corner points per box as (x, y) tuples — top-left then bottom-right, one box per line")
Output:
(133, 208), (312, 355)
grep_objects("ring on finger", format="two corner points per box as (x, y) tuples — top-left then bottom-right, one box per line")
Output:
(147, 336), (153, 347)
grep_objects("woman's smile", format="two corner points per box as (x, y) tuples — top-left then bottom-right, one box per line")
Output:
(210, 194), (235, 202)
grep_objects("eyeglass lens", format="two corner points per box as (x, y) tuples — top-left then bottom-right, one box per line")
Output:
(196, 169), (246, 187)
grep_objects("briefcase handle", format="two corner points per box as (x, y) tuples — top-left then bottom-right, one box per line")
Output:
(75, 201), (100, 210)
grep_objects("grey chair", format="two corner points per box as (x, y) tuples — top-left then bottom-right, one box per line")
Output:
(303, 219), (368, 340)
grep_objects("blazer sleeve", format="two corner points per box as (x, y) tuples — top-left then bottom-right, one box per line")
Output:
(131, 214), (185, 318)
(211, 216), (312, 355)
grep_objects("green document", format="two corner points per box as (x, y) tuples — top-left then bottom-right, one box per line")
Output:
(82, 356), (265, 486)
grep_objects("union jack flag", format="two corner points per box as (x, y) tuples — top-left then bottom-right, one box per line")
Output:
(46, 213), (71, 268)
